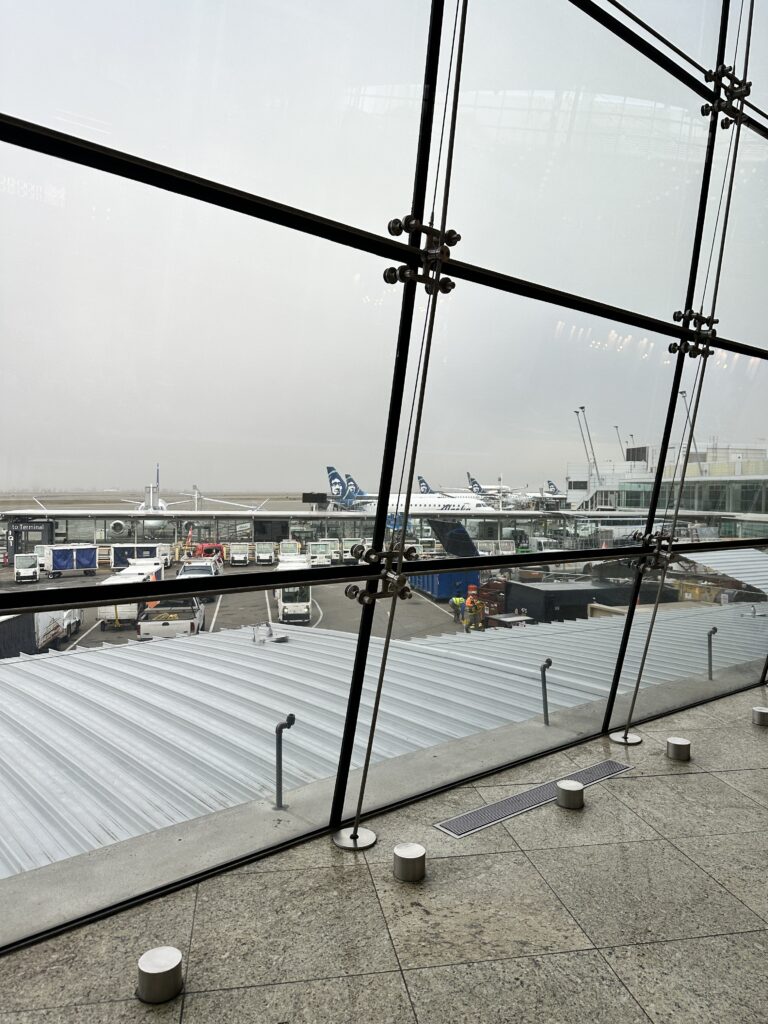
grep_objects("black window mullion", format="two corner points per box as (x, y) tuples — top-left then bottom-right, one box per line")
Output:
(328, 0), (445, 830)
(601, 0), (733, 733)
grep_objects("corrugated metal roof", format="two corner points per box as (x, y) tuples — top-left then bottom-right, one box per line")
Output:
(689, 547), (768, 595)
(0, 604), (765, 879)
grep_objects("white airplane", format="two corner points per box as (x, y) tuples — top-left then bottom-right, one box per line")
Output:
(466, 472), (511, 495)
(326, 467), (493, 515)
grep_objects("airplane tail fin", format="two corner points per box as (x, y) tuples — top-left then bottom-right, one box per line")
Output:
(418, 475), (434, 494)
(547, 480), (560, 494)
(468, 473), (483, 495)
(345, 473), (366, 499)
(327, 466), (348, 502)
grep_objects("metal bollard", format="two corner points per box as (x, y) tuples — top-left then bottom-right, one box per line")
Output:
(752, 707), (768, 727)
(707, 626), (718, 680)
(540, 658), (552, 726)
(136, 946), (183, 1004)
(274, 713), (296, 810)
(666, 737), (691, 761)
(393, 842), (426, 882)
(556, 780), (584, 809)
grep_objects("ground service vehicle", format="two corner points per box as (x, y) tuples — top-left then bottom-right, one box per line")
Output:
(278, 540), (301, 560)
(96, 560), (164, 630)
(255, 542), (275, 565)
(14, 553), (39, 584)
(322, 538), (341, 564)
(176, 558), (223, 579)
(229, 543), (250, 566)
(137, 597), (205, 639)
(192, 542), (226, 562)
(276, 558), (312, 624)
(110, 543), (172, 569)
(308, 541), (332, 566)
(0, 609), (83, 657)
(44, 544), (98, 579)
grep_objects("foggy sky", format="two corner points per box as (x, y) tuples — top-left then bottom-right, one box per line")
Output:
(0, 0), (764, 494)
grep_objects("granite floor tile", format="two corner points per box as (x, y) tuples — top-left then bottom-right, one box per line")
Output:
(364, 786), (520, 861)
(474, 749), (580, 786)
(605, 932), (768, 1024)
(608, 772), (768, 839)
(713, 768), (768, 808)
(567, 735), (703, 777)
(640, 723), (768, 771)
(478, 782), (658, 850)
(187, 866), (397, 990)
(368, 851), (591, 970)
(404, 950), (648, 1024)
(702, 687), (768, 723)
(0, 890), (195, 1013)
(633, 704), (728, 732)
(183, 972), (415, 1023)
(675, 831), (768, 922)
(528, 839), (764, 946)
(0, 1002), (181, 1023)
(235, 836), (366, 873)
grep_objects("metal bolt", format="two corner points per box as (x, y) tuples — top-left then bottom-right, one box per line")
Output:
(752, 707), (768, 727)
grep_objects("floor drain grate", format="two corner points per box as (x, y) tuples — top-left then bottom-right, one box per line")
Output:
(434, 759), (632, 838)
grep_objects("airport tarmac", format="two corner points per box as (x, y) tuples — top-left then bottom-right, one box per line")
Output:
(0, 562), (462, 650)
(0, 490), (310, 514)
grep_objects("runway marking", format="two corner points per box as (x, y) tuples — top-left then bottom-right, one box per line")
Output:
(311, 598), (324, 628)
(412, 590), (453, 617)
(64, 620), (100, 651)
(264, 588), (273, 626)
(209, 594), (223, 632)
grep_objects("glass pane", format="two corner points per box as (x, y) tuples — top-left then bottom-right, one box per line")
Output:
(0, 144), (400, 596)
(0, 576), (374, 945)
(441, 0), (708, 316)
(601, 0), (723, 71)
(339, 555), (625, 825)
(0, 0), (430, 233)
(400, 280), (676, 562)
(698, 126), (768, 352)
(608, 558), (768, 740)
(648, 347), (768, 543)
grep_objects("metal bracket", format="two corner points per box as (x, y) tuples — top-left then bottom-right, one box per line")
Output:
(668, 312), (715, 355)
(383, 214), (460, 294)
(344, 546), (417, 606)
(701, 64), (752, 129)
(630, 531), (676, 574)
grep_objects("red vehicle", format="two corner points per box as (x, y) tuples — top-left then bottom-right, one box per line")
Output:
(191, 542), (226, 562)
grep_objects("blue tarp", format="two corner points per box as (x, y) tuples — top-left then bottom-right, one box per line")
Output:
(52, 549), (75, 570)
(74, 547), (97, 569)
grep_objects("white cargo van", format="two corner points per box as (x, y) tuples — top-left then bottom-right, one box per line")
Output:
(14, 553), (39, 584)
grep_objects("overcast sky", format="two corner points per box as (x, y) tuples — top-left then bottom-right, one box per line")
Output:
(0, 0), (764, 493)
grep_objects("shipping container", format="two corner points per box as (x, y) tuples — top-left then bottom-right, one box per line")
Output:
(410, 570), (480, 601)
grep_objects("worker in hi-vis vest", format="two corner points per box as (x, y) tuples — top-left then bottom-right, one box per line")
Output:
(464, 593), (478, 632)
(449, 591), (465, 623)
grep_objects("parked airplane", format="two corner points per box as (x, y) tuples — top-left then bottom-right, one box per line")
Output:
(466, 473), (511, 495)
(326, 467), (492, 514)
(418, 475), (471, 498)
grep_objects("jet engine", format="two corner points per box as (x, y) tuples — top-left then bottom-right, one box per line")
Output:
(110, 519), (128, 536)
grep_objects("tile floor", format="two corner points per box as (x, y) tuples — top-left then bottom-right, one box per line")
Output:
(1, 687), (767, 1023)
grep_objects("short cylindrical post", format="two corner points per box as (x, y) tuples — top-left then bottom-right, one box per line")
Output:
(540, 658), (552, 726)
(136, 946), (183, 1004)
(752, 707), (768, 727)
(274, 713), (296, 810)
(666, 737), (691, 761)
(556, 780), (584, 809)
(393, 842), (426, 882)
(707, 626), (718, 680)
